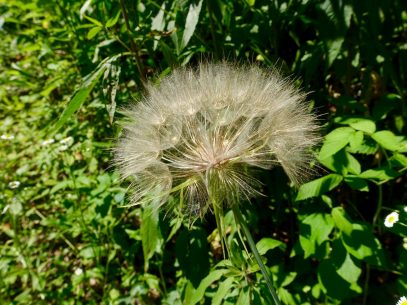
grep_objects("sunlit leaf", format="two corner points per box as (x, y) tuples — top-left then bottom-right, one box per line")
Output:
(181, 0), (203, 51)
(296, 174), (343, 201)
(87, 26), (102, 39)
(371, 130), (405, 152)
(141, 198), (163, 272)
(52, 54), (123, 132)
(319, 127), (355, 159)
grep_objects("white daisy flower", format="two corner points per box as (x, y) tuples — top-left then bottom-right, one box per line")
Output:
(396, 296), (407, 305)
(74, 267), (83, 276)
(41, 139), (55, 146)
(384, 212), (399, 228)
(8, 181), (20, 189)
(60, 136), (73, 145)
(1, 134), (14, 140)
(58, 144), (69, 151)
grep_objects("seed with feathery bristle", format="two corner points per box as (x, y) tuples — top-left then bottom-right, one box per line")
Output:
(114, 62), (319, 218)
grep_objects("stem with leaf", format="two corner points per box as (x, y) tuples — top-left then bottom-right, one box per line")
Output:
(232, 204), (281, 305)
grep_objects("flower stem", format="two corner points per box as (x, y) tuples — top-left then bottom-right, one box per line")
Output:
(211, 195), (228, 258)
(232, 204), (281, 305)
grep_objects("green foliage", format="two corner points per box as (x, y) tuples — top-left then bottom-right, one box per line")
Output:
(1, 0), (407, 304)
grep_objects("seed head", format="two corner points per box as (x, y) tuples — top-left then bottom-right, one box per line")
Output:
(115, 63), (319, 218)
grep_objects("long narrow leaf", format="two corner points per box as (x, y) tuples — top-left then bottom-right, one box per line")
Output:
(52, 54), (123, 132)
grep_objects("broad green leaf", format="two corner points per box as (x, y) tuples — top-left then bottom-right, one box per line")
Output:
(141, 198), (163, 272)
(319, 150), (361, 175)
(318, 250), (362, 300)
(181, 0), (203, 51)
(212, 277), (235, 305)
(390, 153), (407, 167)
(236, 287), (250, 305)
(337, 253), (362, 285)
(87, 26), (102, 40)
(344, 176), (369, 191)
(278, 287), (296, 305)
(359, 167), (400, 182)
(175, 228), (209, 287)
(229, 239), (245, 268)
(336, 117), (376, 134)
(299, 213), (334, 258)
(371, 130), (404, 151)
(349, 130), (364, 149)
(319, 127), (355, 159)
(296, 174), (343, 201)
(52, 54), (122, 132)
(331, 207), (353, 235)
(346, 152), (362, 175)
(256, 238), (286, 255)
(341, 223), (386, 267)
(186, 269), (228, 305)
(398, 140), (407, 153)
(350, 119), (376, 133)
(347, 136), (378, 155)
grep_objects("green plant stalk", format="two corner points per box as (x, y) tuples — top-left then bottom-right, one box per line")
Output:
(232, 204), (281, 305)
(211, 196), (228, 258)
(119, 0), (146, 84)
(372, 184), (383, 229)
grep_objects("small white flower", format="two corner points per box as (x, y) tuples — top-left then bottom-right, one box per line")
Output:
(58, 144), (69, 151)
(384, 212), (399, 228)
(8, 181), (20, 189)
(404, 206), (407, 213)
(60, 136), (73, 145)
(74, 267), (83, 276)
(41, 139), (55, 146)
(1, 134), (14, 140)
(396, 296), (407, 305)
(67, 193), (76, 199)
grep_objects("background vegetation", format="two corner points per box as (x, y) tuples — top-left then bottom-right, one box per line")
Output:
(1, 0), (406, 304)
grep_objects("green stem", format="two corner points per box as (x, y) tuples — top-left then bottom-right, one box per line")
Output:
(362, 263), (370, 305)
(211, 196), (227, 258)
(232, 204), (281, 305)
(373, 184), (383, 227)
(119, 0), (146, 84)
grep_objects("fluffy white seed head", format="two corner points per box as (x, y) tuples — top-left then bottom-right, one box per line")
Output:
(114, 62), (320, 217)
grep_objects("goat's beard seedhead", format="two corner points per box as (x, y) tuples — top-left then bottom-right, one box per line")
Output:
(114, 62), (320, 219)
